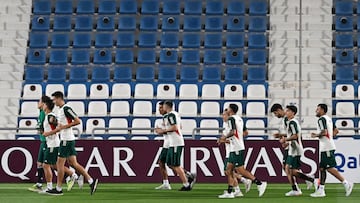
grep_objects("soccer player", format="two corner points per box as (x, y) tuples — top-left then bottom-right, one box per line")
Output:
(46, 91), (98, 195)
(280, 105), (317, 196)
(218, 104), (267, 198)
(156, 100), (195, 191)
(310, 104), (353, 197)
(217, 109), (252, 198)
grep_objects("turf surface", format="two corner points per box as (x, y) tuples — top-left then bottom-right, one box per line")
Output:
(0, 183), (358, 203)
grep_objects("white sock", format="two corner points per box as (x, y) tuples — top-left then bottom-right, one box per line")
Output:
(56, 186), (62, 192)
(47, 182), (53, 190)
(72, 173), (79, 179)
(342, 180), (348, 186)
(319, 185), (325, 191)
(240, 177), (246, 183)
(163, 179), (169, 185)
(183, 182), (190, 187)
(88, 178), (94, 184)
(234, 186), (240, 192)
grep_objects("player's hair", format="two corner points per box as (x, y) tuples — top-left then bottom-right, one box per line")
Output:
(41, 95), (51, 103)
(51, 91), (64, 99)
(270, 103), (283, 112)
(286, 105), (297, 115)
(318, 103), (328, 113)
(159, 101), (165, 105)
(229, 104), (238, 114)
(164, 100), (173, 108)
(44, 99), (54, 110)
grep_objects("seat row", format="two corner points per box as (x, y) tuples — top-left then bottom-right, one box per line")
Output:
(335, 50), (360, 65)
(334, 0), (360, 15)
(334, 16), (360, 31)
(335, 33), (360, 48)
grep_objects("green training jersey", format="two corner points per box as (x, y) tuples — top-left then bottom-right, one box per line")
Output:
(36, 109), (46, 141)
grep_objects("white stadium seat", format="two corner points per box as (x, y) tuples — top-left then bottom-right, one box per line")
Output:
(112, 83), (131, 99)
(110, 101), (130, 116)
(179, 84), (198, 99)
(72, 119), (83, 135)
(202, 84), (221, 100)
(335, 84), (354, 99)
(247, 84), (266, 99)
(157, 84), (176, 99)
(181, 119), (197, 136)
(132, 118), (151, 135)
(108, 118), (128, 135)
(246, 119), (265, 135)
(67, 101), (85, 117)
(131, 136), (150, 140)
(199, 119), (219, 136)
(90, 83), (109, 99)
(336, 119), (355, 136)
(335, 102), (355, 117)
(178, 101), (197, 117)
(67, 84), (87, 99)
(200, 102), (220, 117)
(134, 83), (153, 99)
(224, 84), (243, 100)
(246, 102), (266, 117)
(18, 119), (37, 134)
(20, 102), (39, 117)
(223, 102), (243, 115)
(88, 101), (107, 116)
(85, 118), (105, 134)
(23, 84), (42, 100)
(133, 101), (152, 116)
(45, 84), (64, 97)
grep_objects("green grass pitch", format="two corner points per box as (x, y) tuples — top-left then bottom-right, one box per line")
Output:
(0, 183), (358, 203)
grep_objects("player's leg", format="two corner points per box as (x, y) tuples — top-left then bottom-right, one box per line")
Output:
(28, 142), (46, 192)
(63, 165), (79, 191)
(218, 163), (235, 198)
(234, 172), (252, 193)
(232, 171), (243, 197)
(327, 168), (353, 196)
(284, 156), (302, 196)
(155, 148), (171, 190)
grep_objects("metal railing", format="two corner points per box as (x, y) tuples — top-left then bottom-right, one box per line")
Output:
(0, 127), (81, 138)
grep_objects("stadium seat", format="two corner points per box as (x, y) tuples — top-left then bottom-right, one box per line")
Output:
(335, 102), (355, 116)
(23, 84), (42, 100)
(181, 119), (197, 136)
(157, 84), (176, 99)
(224, 84), (243, 99)
(249, 16), (268, 32)
(67, 101), (85, 117)
(55, 0), (73, 14)
(336, 119), (355, 135)
(163, 0), (180, 14)
(141, 0), (159, 14)
(159, 50), (178, 64)
(74, 16), (93, 31)
(20, 102), (39, 117)
(76, 0), (94, 14)
(33, 0), (51, 14)
(51, 33), (70, 48)
(227, 17), (245, 31)
(71, 50), (90, 64)
(88, 101), (108, 116)
(179, 84), (198, 99)
(133, 101), (152, 116)
(246, 102), (266, 117)
(226, 33), (245, 48)
(336, 50), (354, 65)
(335, 84), (355, 99)
(73, 33), (91, 48)
(184, 0), (202, 14)
(108, 118), (128, 135)
(248, 50), (267, 65)
(202, 84), (221, 99)
(25, 67), (44, 82)
(181, 50), (200, 65)
(249, 0), (268, 15)
(248, 33), (267, 48)
(112, 83), (131, 99)
(31, 16), (50, 31)
(227, 0), (245, 15)
(246, 120), (266, 135)
(203, 67), (221, 82)
(225, 67), (243, 82)
(47, 67), (66, 82)
(140, 16), (158, 31)
(136, 66), (155, 81)
(206, 0), (223, 15)
(226, 50), (244, 65)
(86, 119), (106, 135)
(45, 84), (64, 97)
(110, 101), (130, 116)
(223, 101), (243, 115)
(90, 83), (109, 99)
(204, 33), (222, 48)
(119, 0), (137, 14)
(49, 50), (68, 65)
(335, 16), (353, 31)
(247, 84), (266, 99)
(96, 16), (115, 31)
(182, 33), (201, 48)
(183, 16), (201, 31)
(335, 0), (353, 15)
(248, 66), (266, 82)
(99, 0), (116, 14)
(29, 33), (48, 48)
(117, 32), (135, 48)
(199, 119), (219, 136)
(118, 16), (136, 30)
(180, 66), (199, 82)
(94, 49), (112, 64)
(113, 66), (132, 82)
(335, 34), (353, 48)
(160, 33), (178, 48)
(204, 50), (222, 64)
(18, 119), (38, 135)
(69, 67), (88, 82)
(115, 50), (134, 64)
(138, 32), (157, 48)
(53, 16), (72, 31)
(92, 67), (110, 82)
(158, 66), (176, 82)
(357, 1), (360, 14)
(137, 50), (156, 64)
(162, 16), (180, 31)
(336, 66), (354, 81)
(134, 83), (154, 99)
(132, 119), (152, 135)
(27, 49), (46, 65)
(179, 101), (198, 117)
(67, 84), (87, 99)
(95, 33), (114, 48)
(205, 17), (223, 31)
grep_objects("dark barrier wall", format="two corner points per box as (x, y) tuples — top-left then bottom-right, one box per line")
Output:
(0, 140), (318, 183)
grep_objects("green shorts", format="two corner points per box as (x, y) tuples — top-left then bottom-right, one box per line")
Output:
(224, 158), (229, 171)
(37, 141), (47, 163)
(58, 140), (77, 158)
(228, 150), (245, 168)
(44, 147), (59, 165)
(159, 148), (168, 164)
(286, 155), (301, 169)
(166, 146), (183, 167)
(283, 149), (289, 165)
(320, 150), (337, 169)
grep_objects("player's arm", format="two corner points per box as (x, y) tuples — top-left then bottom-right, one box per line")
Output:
(333, 127), (339, 137)
(43, 115), (60, 137)
(273, 133), (286, 138)
(243, 126), (248, 137)
(58, 106), (80, 130)
(281, 121), (299, 143)
(225, 117), (236, 138)
(311, 117), (327, 138)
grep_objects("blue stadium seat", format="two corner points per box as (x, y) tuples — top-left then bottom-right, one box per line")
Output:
(49, 50), (68, 65)
(33, 0), (51, 15)
(94, 49), (112, 64)
(76, 0), (94, 14)
(357, 16), (360, 31)
(115, 50), (133, 64)
(182, 33), (201, 48)
(163, 0), (180, 14)
(335, 16), (353, 31)
(98, 0), (117, 14)
(71, 50), (90, 64)
(116, 32), (134, 48)
(55, 0), (73, 14)
(249, 0), (268, 15)
(53, 16), (72, 31)
(336, 66), (354, 81)
(74, 16), (93, 31)
(140, 16), (158, 31)
(226, 33), (244, 48)
(227, 0), (245, 15)
(248, 50), (267, 65)
(336, 34), (353, 48)
(29, 33), (48, 48)
(141, 0), (159, 14)
(162, 16), (180, 31)
(358, 34), (360, 47)
(184, 0), (202, 15)
(183, 16), (201, 31)
(203, 67), (221, 82)
(69, 67), (88, 82)
(336, 50), (354, 65)
(204, 50), (222, 64)
(114, 66), (132, 82)
(119, 0), (137, 14)
(138, 50), (156, 64)
(158, 66), (177, 82)
(47, 67), (66, 82)
(180, 66), (199, 82)
(136, 67), (155, 82)
(206, 1), (223, 15)
(95, 33), (113, 48)
(205, 17), (223, 31)
(181, 50), (200, 65)
(159, 50), (178, 64)
(225, 67), (243, 82)
(249, 16), (268, 32)
(118, 16), (136, 30)
(51, 33), (70, 48)
(248, 66), (266, 82)
(248, 33), (267, 48)
(358, 1), (360, 14)
(227, 16), (245, 31)
(160, 33), (178, 48)
(27, 49), (46, 65)
(226, 50), (244, 65)
(25, 67), (44, 82)
(73, 33), (92, 48)
(96, 16), (115, 31)
(204, 34), (223, 48)
(31, 16), (50, 31)
(92, 67), (110, 82)
(138, 32), (157, 48)
(335, 0), (353, 15)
